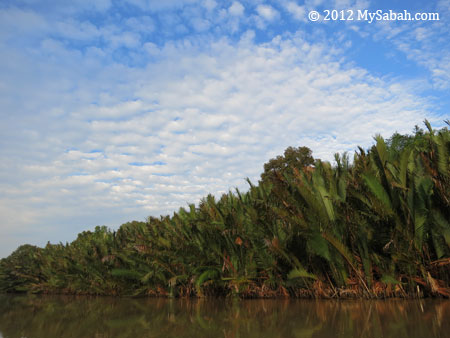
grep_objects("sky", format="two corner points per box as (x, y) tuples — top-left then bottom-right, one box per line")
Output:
(0, 0), (449, 258)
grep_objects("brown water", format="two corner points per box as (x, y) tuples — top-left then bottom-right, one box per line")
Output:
(0, 295), (449, 338)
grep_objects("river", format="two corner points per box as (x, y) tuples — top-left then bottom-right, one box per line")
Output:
(0, 295), (449, 337)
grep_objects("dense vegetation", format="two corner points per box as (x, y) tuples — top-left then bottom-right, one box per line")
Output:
(1, 121), (449, 298)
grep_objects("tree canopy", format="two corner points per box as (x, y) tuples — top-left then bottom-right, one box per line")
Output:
(261, 146), (314, 184)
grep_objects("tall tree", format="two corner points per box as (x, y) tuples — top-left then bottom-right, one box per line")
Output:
(261, 146), (314, 184)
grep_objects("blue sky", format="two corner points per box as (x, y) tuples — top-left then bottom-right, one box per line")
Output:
(0, 0), (449, 258)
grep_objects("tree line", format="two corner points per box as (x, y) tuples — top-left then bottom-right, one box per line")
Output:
(1, 121), (449, 298)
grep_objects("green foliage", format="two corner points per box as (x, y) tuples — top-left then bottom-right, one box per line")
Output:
(260, 146), (314, 185)
(1, 122), (449, 298)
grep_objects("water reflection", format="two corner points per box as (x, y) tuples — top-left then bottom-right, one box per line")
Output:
(0, 295), (449, 338)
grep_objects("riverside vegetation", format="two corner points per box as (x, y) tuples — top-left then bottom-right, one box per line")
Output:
(1, 121), (449, 299)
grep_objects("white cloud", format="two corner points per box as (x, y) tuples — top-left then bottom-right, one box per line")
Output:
(126, 16), (156, 33)
(229, 1), (245, 16)
(332, 0), (369, 10)
(124, 0), (198, 11)
(256, 4), (279, 21)
(91, 0), (112, 12)
(203, 0), (217, 11)
(191, 17), (211, 32)
(284, 2), (306, 21)
(306, 0), (324, 6)
(0, 7), (49, 40)
(55, 19), (102, 40)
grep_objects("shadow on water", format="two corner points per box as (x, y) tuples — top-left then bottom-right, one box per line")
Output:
(0, 295), (449, 338)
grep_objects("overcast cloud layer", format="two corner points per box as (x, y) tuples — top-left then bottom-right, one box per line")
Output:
(0, 0), (449, 257)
